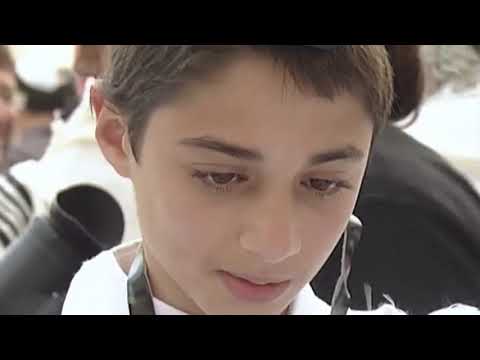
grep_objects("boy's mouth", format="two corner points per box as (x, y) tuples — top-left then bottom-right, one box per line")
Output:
(218, 271), (291, 303)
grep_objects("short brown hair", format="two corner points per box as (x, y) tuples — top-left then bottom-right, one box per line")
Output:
(101, 45), (394, 160)
(0, 45), (15, 73)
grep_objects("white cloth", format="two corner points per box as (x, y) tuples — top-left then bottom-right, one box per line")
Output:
(404, 84), (480, 188)
(9, 78), (141, 244)
(62, 241), (480, 315)
(406, 84), (480, 161)
(61, 243), (332, 315)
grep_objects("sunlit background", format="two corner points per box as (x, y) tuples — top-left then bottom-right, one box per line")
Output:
(9, 45), (75, 90)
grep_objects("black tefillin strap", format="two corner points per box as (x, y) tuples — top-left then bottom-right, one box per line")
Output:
(330, 216), (363, 315)
(127, 44), (358, 316)
(127, 246), (155, 315)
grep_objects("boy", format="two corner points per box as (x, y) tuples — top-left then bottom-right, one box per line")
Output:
(63, 45), (396, 315)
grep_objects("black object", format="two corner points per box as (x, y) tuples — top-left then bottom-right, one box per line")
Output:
(330, 216), (363, 315)
(312, 125), (480, 314)
(16, 74), (79, 119)
(127, 245), (155, 315)
(0, 185), (124, 315)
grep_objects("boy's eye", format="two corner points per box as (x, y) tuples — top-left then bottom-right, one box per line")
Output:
(305, 179), (336, 192)
(193, 170), (249, 192)
(301, 178), (346, 197)
(208, 173), (240, 186)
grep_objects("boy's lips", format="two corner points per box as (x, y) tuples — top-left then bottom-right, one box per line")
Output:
(218, 271), (291, 303)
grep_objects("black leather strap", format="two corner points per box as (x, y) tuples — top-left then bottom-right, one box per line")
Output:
(127, 247), (155, 315)
(330, 216), (363, 315)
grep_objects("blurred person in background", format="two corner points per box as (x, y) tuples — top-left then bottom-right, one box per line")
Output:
(0, 45), (140, 257)
(312, 45), (480, 314)
(407, 45), (480, 191)
(3, 62), (79, 170)
(0, 46), (17, 167)
(0, 46), (32, 253)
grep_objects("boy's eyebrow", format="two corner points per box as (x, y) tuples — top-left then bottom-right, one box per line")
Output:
(179, 136), (263, 161)
(178, 136), (364, 164)
(308, 146), (365, 166)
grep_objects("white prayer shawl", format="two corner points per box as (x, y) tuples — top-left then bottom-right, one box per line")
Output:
(62, 244), (480, 316)
(9, 78), (141, 244)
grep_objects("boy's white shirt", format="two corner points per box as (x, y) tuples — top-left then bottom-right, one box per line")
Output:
(62, 242), (480, 316)
(8, 78), (141, 244)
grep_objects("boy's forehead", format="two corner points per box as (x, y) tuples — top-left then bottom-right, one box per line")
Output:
(146, 66), (373, 153)
(173, 55), (367, 113)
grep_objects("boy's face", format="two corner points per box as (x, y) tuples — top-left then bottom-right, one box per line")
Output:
(95, 55), (373, 314)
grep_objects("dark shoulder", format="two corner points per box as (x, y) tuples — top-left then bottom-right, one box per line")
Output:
(357, 125), (480, 233)
(361, 126), (480, 208)
(366, 125), (452, 186)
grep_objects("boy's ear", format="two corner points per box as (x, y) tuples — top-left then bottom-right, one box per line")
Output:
(91, 85), (131, 178)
